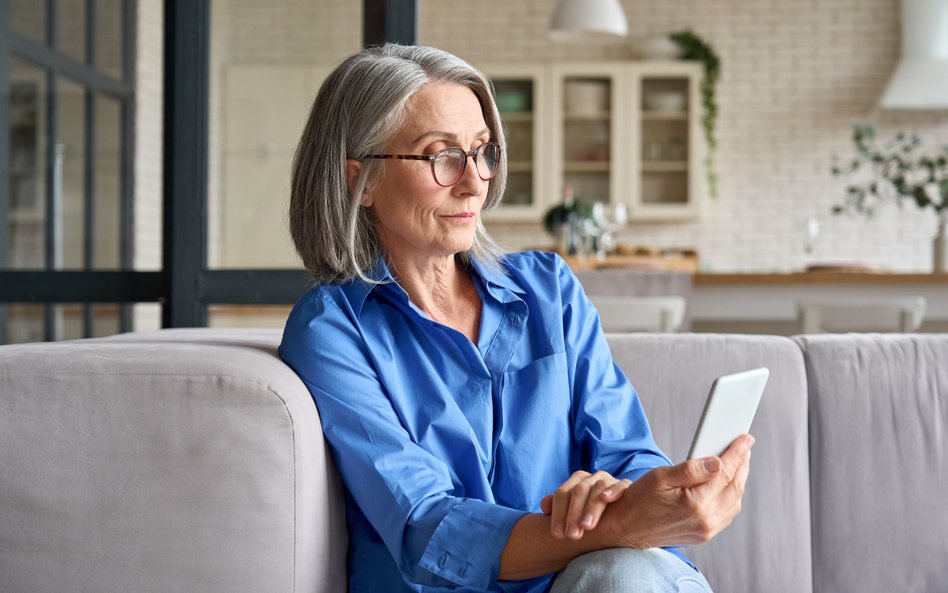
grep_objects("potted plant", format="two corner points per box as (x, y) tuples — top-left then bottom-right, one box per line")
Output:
(670, 29), (721, 199)
(832, 122), (948, 272)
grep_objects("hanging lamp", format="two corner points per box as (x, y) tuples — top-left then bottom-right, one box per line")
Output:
(549, 0), (629, 38)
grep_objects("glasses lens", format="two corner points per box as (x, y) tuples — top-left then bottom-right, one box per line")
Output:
(433, 148), (465, 186)
(475, 143), (501, 180)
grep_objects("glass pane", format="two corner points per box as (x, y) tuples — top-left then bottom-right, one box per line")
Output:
(5, 304), (44, 344)
(208, 0), (362, 269)
(56, 77), (87, 270)
(94, 94), (122, 269)
(562, 77), (611, 205)
(494, 78), (535, 207)
(7, 59), (48, 270)
(53, 303), (84, 340)
(56, 1), (87, 64)
(133, 0), (164, 272)
(132, 303), (161, 333)
(92, 303), (121, 337)
(95, 0), (124, 79)
(207, 305), (292, 329)
(11, 0), (46, 43)
(641, 171), (689, 205)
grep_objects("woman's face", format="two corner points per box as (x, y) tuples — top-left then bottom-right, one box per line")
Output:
(362, 81), (492, 266)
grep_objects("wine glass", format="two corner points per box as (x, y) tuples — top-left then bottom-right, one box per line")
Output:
(592, 203), (628, 259)
(802, 216), (820, 269)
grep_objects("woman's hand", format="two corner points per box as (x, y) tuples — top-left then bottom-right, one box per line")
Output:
(540, 470), (632, 540)
(602, 433), (754, 549)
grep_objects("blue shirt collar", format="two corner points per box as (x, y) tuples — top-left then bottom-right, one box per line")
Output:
(338, 254), (525, 315)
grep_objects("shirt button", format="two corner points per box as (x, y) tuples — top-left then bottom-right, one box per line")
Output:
(509, 315), (523, 326)
(439, 554), (448, 568)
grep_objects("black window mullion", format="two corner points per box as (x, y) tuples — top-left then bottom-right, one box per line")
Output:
(119, 0), (136, 333)
(0, 0), (11, 344)
(43, 0), (57, 341)
(81, 0), (95, 338)
(162, 0), (209, 328)
(0, 0), (11, 271)
(363, 0), (418, 46)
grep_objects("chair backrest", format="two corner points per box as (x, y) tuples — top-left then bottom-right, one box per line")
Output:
(796, 297), (927, 333)
(588, 295), (687, 333)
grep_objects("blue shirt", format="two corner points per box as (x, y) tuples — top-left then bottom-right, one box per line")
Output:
(279, 251), (677, 593)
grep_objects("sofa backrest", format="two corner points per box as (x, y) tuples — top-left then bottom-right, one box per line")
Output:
(796, 334), (948, 593)
(0, 328), (346, 593)
(607, 333), (813, 593)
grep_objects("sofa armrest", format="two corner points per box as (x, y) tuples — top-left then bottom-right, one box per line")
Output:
(0, 328), (346, 593)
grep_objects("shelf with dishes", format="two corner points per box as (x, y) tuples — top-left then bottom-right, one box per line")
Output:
(480, 60), (705, 222)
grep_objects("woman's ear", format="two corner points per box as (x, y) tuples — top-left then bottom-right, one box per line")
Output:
(346, 159), (373, 207)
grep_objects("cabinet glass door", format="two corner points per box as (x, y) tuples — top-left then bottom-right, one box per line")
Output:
(639, 76), (691, 206)
(494, 78), (535, 208)
(561, 76), (612, 206)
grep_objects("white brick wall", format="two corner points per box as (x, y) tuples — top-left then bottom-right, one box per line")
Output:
(205, 0), (948, 273)
(419, 0), (948, 272)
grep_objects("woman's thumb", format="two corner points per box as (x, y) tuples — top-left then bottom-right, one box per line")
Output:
(664, 457), (721, 488)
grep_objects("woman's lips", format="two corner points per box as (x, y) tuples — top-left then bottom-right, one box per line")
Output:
(441, 212), (476, 222)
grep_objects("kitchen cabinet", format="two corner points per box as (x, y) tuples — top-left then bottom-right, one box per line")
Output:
(481, 60), (705, 223)
(481, 65), (552, 221)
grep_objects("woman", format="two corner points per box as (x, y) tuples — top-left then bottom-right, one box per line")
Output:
(279, 44), (752, 593)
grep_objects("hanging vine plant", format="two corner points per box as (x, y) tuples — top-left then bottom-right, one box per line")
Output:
(670, 29), (721, 199)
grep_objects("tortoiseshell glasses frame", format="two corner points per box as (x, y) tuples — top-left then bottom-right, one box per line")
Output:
(364, 142), (502, 187)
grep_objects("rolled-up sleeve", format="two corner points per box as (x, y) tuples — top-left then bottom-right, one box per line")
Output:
(555, 256), (673, 479)
(418, 498), (527, 588)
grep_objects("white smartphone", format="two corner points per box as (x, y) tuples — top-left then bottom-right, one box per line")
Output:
(687, 367), (769, 459)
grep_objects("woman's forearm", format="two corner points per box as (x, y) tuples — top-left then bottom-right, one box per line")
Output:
(498, 512), (621, 580)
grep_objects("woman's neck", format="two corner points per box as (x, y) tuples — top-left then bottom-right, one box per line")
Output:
(389, 253), (481, 341)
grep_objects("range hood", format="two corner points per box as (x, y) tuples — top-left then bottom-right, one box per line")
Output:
(879, 0), (948, 109)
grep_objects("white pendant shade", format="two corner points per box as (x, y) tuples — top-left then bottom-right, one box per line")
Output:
(550, 0), (629, 38)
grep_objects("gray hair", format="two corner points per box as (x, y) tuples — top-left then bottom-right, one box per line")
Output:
(289, 44), (508, 285)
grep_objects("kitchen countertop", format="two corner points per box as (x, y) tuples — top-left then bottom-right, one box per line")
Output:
(695, 271), (948, 285)
(691, 271), (948, 327)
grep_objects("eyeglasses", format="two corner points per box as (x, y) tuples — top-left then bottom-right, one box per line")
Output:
(364, 142), (502, 187)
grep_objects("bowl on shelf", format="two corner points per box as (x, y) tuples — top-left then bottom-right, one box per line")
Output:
(565, 81), (610, 115)
(630, 34), (684, 60)
(495, 90), (530, 113)
(643, 90), (686, 112)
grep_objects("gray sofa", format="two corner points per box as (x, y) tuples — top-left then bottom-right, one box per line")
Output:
(1, 328), (946, 593)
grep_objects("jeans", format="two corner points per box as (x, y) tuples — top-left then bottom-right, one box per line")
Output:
(549, 548), (713, 593)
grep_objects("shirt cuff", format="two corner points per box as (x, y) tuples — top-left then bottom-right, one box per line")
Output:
(418, 498), (528, 590)
(617, 451), (673, 482)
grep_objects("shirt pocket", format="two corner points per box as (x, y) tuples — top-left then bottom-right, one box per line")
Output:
(495, 352), (573, 510)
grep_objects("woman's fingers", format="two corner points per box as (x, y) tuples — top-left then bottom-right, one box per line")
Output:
(562, 471), (628, 539)
(549, 471), (590, 538)
(574, 476), (631, 532)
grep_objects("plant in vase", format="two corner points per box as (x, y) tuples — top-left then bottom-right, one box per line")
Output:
(831, 122), (948, 272)
(543, 187), (595, 256)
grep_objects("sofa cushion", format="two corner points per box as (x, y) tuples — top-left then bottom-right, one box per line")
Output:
(0, 328), (346, 593)
(607, 333), (812, 593)
(797, 334), (948, 593)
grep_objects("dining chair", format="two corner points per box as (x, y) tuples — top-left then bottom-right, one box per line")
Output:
(796, 296), (927, 333)
(588, 295), (687, 333)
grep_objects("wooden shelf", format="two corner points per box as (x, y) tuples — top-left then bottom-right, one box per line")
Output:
(500, 112), (534, 123)
(564, 161), (610, 173)
(563, 112), (611, 122)
(641, 110), (688, 121)
(642, 161), (688, 172)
